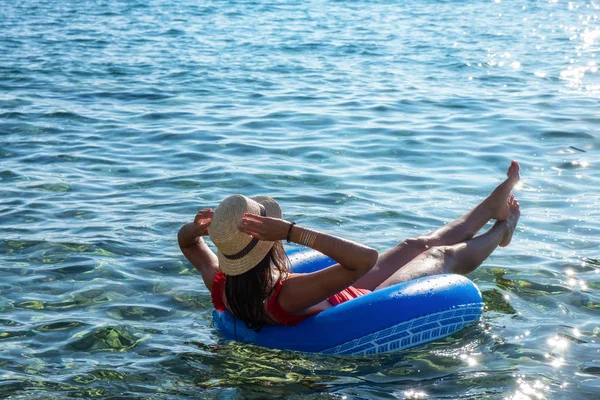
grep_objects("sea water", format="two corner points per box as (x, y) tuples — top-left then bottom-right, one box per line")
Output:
(1, 0), (599, 398)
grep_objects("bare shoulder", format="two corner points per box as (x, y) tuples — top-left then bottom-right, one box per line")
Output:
(276, 264), (362, 313)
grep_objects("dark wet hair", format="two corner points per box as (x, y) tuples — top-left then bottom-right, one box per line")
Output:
(224, 241), (289, 332)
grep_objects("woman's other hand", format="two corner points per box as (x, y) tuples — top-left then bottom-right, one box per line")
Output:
(238, 213), (290, 241)
(193, 208), (214, 236)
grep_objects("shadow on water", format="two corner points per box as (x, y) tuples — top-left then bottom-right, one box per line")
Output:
(177, 324), (511, 398)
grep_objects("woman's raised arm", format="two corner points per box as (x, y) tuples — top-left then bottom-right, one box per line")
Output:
(178, 209), (219, 292)
(238, 214), (379, 313)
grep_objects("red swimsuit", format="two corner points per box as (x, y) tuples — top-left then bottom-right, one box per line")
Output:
(211, 272), (371, 326)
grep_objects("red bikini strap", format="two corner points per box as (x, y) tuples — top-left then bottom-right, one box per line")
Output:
(266, 279), (319, 326)
(211, 272), (227, 311)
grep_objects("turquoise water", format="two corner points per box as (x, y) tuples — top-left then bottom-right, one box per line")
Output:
(1, 0), (599, 398)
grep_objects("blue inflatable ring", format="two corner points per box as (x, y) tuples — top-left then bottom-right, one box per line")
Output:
(212, 248), (484, 355)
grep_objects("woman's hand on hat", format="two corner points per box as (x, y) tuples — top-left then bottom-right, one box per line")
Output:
(238, 213), (289, 241)
(193, 208), (213, 236)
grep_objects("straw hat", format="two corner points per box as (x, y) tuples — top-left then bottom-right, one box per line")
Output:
(208, 194), (282, 276)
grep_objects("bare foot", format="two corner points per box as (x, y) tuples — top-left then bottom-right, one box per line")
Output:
(485, 160), (520, 221)
(500, 194), (520, 247)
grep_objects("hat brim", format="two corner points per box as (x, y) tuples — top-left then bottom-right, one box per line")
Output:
(250, 195), (282, 220)
(216, 196), (282, 276)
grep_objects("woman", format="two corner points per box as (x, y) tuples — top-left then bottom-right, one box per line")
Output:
(178, 161), (521, 332)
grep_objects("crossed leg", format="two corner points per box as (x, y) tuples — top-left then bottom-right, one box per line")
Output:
(374, 196), (520, 289)
(353, 161), (520, 291)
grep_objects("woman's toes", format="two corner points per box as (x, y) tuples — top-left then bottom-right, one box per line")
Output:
(507, 160), (521, 181)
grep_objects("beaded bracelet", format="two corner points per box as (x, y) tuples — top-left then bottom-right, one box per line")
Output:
(286, 222), (296, 243)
